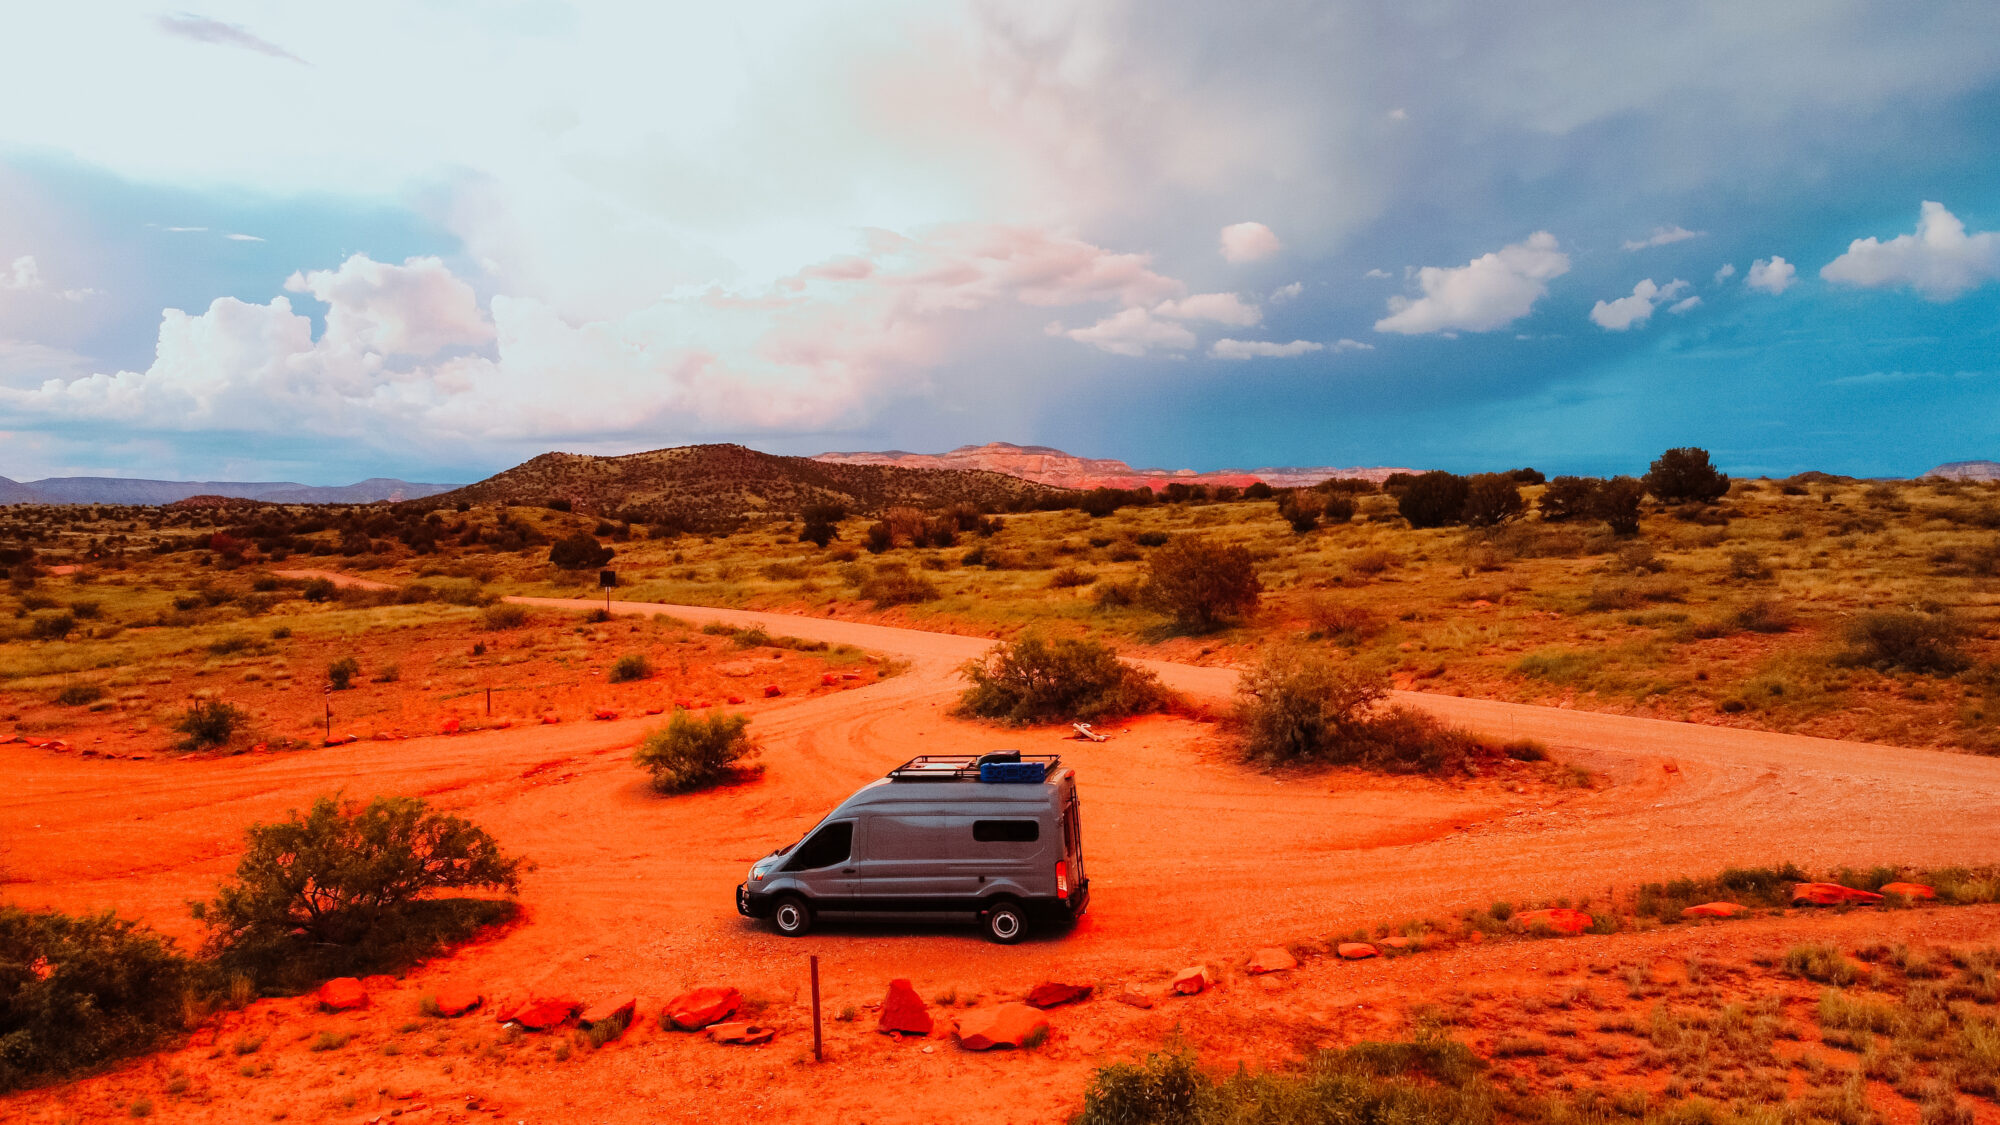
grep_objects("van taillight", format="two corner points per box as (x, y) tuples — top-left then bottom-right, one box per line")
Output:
(1055, 860), (1070, 898)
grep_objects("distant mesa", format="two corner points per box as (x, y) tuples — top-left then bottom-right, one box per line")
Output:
(0, 476), (460, 506)
(1923, 460), (2000, 482)
(813, 441), (1414, 491)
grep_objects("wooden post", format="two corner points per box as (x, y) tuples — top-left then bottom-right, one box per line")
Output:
(486, 687), (492, 716)
(810, 955), (823, 1063)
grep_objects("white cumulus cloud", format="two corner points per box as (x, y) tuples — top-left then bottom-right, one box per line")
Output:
(1747, 256), (1797, 294)
(3, 256), (41, 292)
(1714, 263), (1737, 282)
(1374, 232), (1570, 335)
(1209, 338), (1322, 359)
(1269, 281), (1303, 302)
(1067, 307), (1197, 356)
(1668, 295), (1702, 314)
(1623, 226), (1703, 251)
(1363, 268), (1391, 279)
(1331, 339), (1374, 352)
(1820, 201), (2000, 301)
(1588, 278), (1690, 331)
(1219, 221), (1281, 263)
(1154, 292), (1261, 326)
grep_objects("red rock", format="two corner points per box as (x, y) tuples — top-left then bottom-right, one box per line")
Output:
(508, 996), (582, 1031)
(1880, 882), (1936, 900)
(579, 996), (636, 1031)
(1246, 947), (1298, 974)
(674, 699), (694, 710)
(540, 712), (561, 725)
(664, 986), (740, 1031)
(1791, 883), (1884, 906)
(439, 717), (460, 735)
(1511, 908), (1594, 936)
(430, 985), (482, 1017)
(1379, 936), (1414, 952)
(840, 672), (862, 681)
(878, 979), (933, 1035)
(1682, 902), (1748, 919)
(954, 1003), (1049, 1051)
(1115, 985), (1154, 1009)
(821, 673), (840, 686)
(592, 709), (619, 721)
(1025, 982), (1093, 1009)
(317, 977), (367, 1011)
(707, 1022), (776, 1045)
(362, 974), (399, 992)
(763, 684), (782, 698)
(726, 695), (746, 705)
(1170, 966), (1210, 995)
(1338, 942), (1380, 960)
(645, 707), (663, 715)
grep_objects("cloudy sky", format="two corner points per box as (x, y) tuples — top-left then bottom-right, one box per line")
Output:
(3, 2), (1999, 484)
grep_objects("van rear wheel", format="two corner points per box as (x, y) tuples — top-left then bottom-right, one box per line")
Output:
(772, 895), (813, 937)
(982, 899), (1027, 944)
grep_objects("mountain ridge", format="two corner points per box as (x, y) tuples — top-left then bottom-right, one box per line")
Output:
(4, 476), (459, 506)
(813, 441), (1416, 491)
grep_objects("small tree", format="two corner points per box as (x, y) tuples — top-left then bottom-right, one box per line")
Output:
(799, 503), (844, 547)
(1397, 471), (1471, 528)
(633, 711), (760, 793)
(609, 653), (652, 683)
(1320, 493), (1356, 523)
(1142, 535), (1262, 632)
(1235, 648), (1388, 764)
(1594, 476), (1646, 536)
(1644, 447), (1730, 503)
(1537, 476), (1602, 522)
(194, 795), (523, 985)
(1275, 490), (1321, 534)
(174, 699), (248, 750)
(547, 534), (612, 570)
(326, 656), (360, 690)
(957, 634), (1172, 724)
(1461, 474), (1525, 527)
(1843, 610), (1968, 674)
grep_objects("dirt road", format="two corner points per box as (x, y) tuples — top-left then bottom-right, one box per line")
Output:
(6, 593), (1999, 1122)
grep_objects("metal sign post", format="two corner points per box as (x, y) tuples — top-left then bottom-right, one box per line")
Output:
(599, 568), (616, 613)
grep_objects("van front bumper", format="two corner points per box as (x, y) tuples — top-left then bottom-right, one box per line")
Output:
(736, 883), (774, 919)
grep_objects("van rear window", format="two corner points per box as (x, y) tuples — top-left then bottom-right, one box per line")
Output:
(972, 820), (1039, 843)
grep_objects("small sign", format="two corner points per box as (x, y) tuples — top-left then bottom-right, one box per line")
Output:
(599, 568), (617, 589)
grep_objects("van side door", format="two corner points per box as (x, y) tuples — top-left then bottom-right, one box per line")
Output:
(953, 814), (1047, 899)
(780, 819), (859, 906)
(861, 814), (978, 908)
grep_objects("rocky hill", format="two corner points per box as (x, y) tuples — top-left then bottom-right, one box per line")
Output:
(814, 441), (1414, 491)
(422, 444), (1071, 526)
(7, 476), (458, 505)
(1924, 460), (2000, 482)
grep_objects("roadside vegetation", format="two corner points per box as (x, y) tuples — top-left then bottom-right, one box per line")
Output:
(957, 634), (1173, 724)
(631, 710), (762, 793)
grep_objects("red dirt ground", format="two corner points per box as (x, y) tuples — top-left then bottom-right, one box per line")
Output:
(5, 596), (2000, 1123)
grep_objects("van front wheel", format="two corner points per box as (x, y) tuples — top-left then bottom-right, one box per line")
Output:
(772, 895), (814, 937)
(982, 899), (1027, 944)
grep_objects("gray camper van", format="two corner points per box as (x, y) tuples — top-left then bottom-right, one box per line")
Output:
(736, 752), (1087, 943)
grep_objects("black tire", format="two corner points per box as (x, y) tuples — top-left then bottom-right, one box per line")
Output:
(982, 899), (1028, 944)
(772, 895), (813, 937)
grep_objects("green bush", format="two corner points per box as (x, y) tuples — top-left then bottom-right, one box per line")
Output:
(0, 906), (201, 1093)
(326, 656), (360, 690)
(1460, 474), (1524, 527)
(858, 562), (938, 606)
(1843, 609), (1968, 674)
(1397, 471), (1471, 529)
(1142, 535), (1261, 632)
(28, 612), (74, 640)
(174, 699), (248, 750)
(609, 653), (653, 683)
(301, 578), (339, 603)
(957, 634), (1172, 725)
(193, 795), (523, 993)
(1235, 649), (1497, 774)
(633, 711), (760, 793)
(548, 534), (613, 570)
(1644, 446), (1731, 503)
(482, 604), (529, 630)
(1537, 476), (1600, 521)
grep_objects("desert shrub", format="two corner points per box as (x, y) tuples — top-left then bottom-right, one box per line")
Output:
(632, 711), (760, 793)
(799, 503), (844, 547)
(1304, 597), (1381, 645)
(1276, 490), (1321, 533)
(1347, 548), (1398, 576)
(326, 656), (360, 690)
(174, 699), (248, 750)
(55, 683), (104, 706)
(1320, 493), (1356, 523)
(957, 634), (1172, 725)
(1142, 535), (1261, 632)
(1538, 476), (1600, 522)
(1398, 471), (1471, 528)
(1461, 474), (1524, 527)
(1093, 581), (1138, 608)
(1634, 863), (1811, 919)
(1078, 1033), (1490, 1125)
(609, 653), (653, 683)
(372, 664), (401, 683)
(1843, 609), (1968, 674)
(547, 534), (612, 570)
(1645, 446), (1731, 503)
(1050, 566), (1096, 588)
(1134, 531), (1169, 548)
(193, 795), (523, 993)
(1236, 649), (1492, 774)
(863, 521), (893, 553)
(1735, 600), (1794, 633)
(67, 600), (101, 619)
(1596, 476), (1645, 535)
(301, 577), (338, 603)
(1783, 943), (1860, 986)
(859, 562), (939, 606)
(1727, 549), (1771, 579)
(0, 906), (202, 1093)
(28, 612), (73, 640)
(481, 604), (528, 630)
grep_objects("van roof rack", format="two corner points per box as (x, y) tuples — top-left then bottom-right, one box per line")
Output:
(885, 752), (1062, 782)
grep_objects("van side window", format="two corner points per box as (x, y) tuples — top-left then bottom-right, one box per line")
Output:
(784, 822), (853, 870)
(972, 820), (1039, 843)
